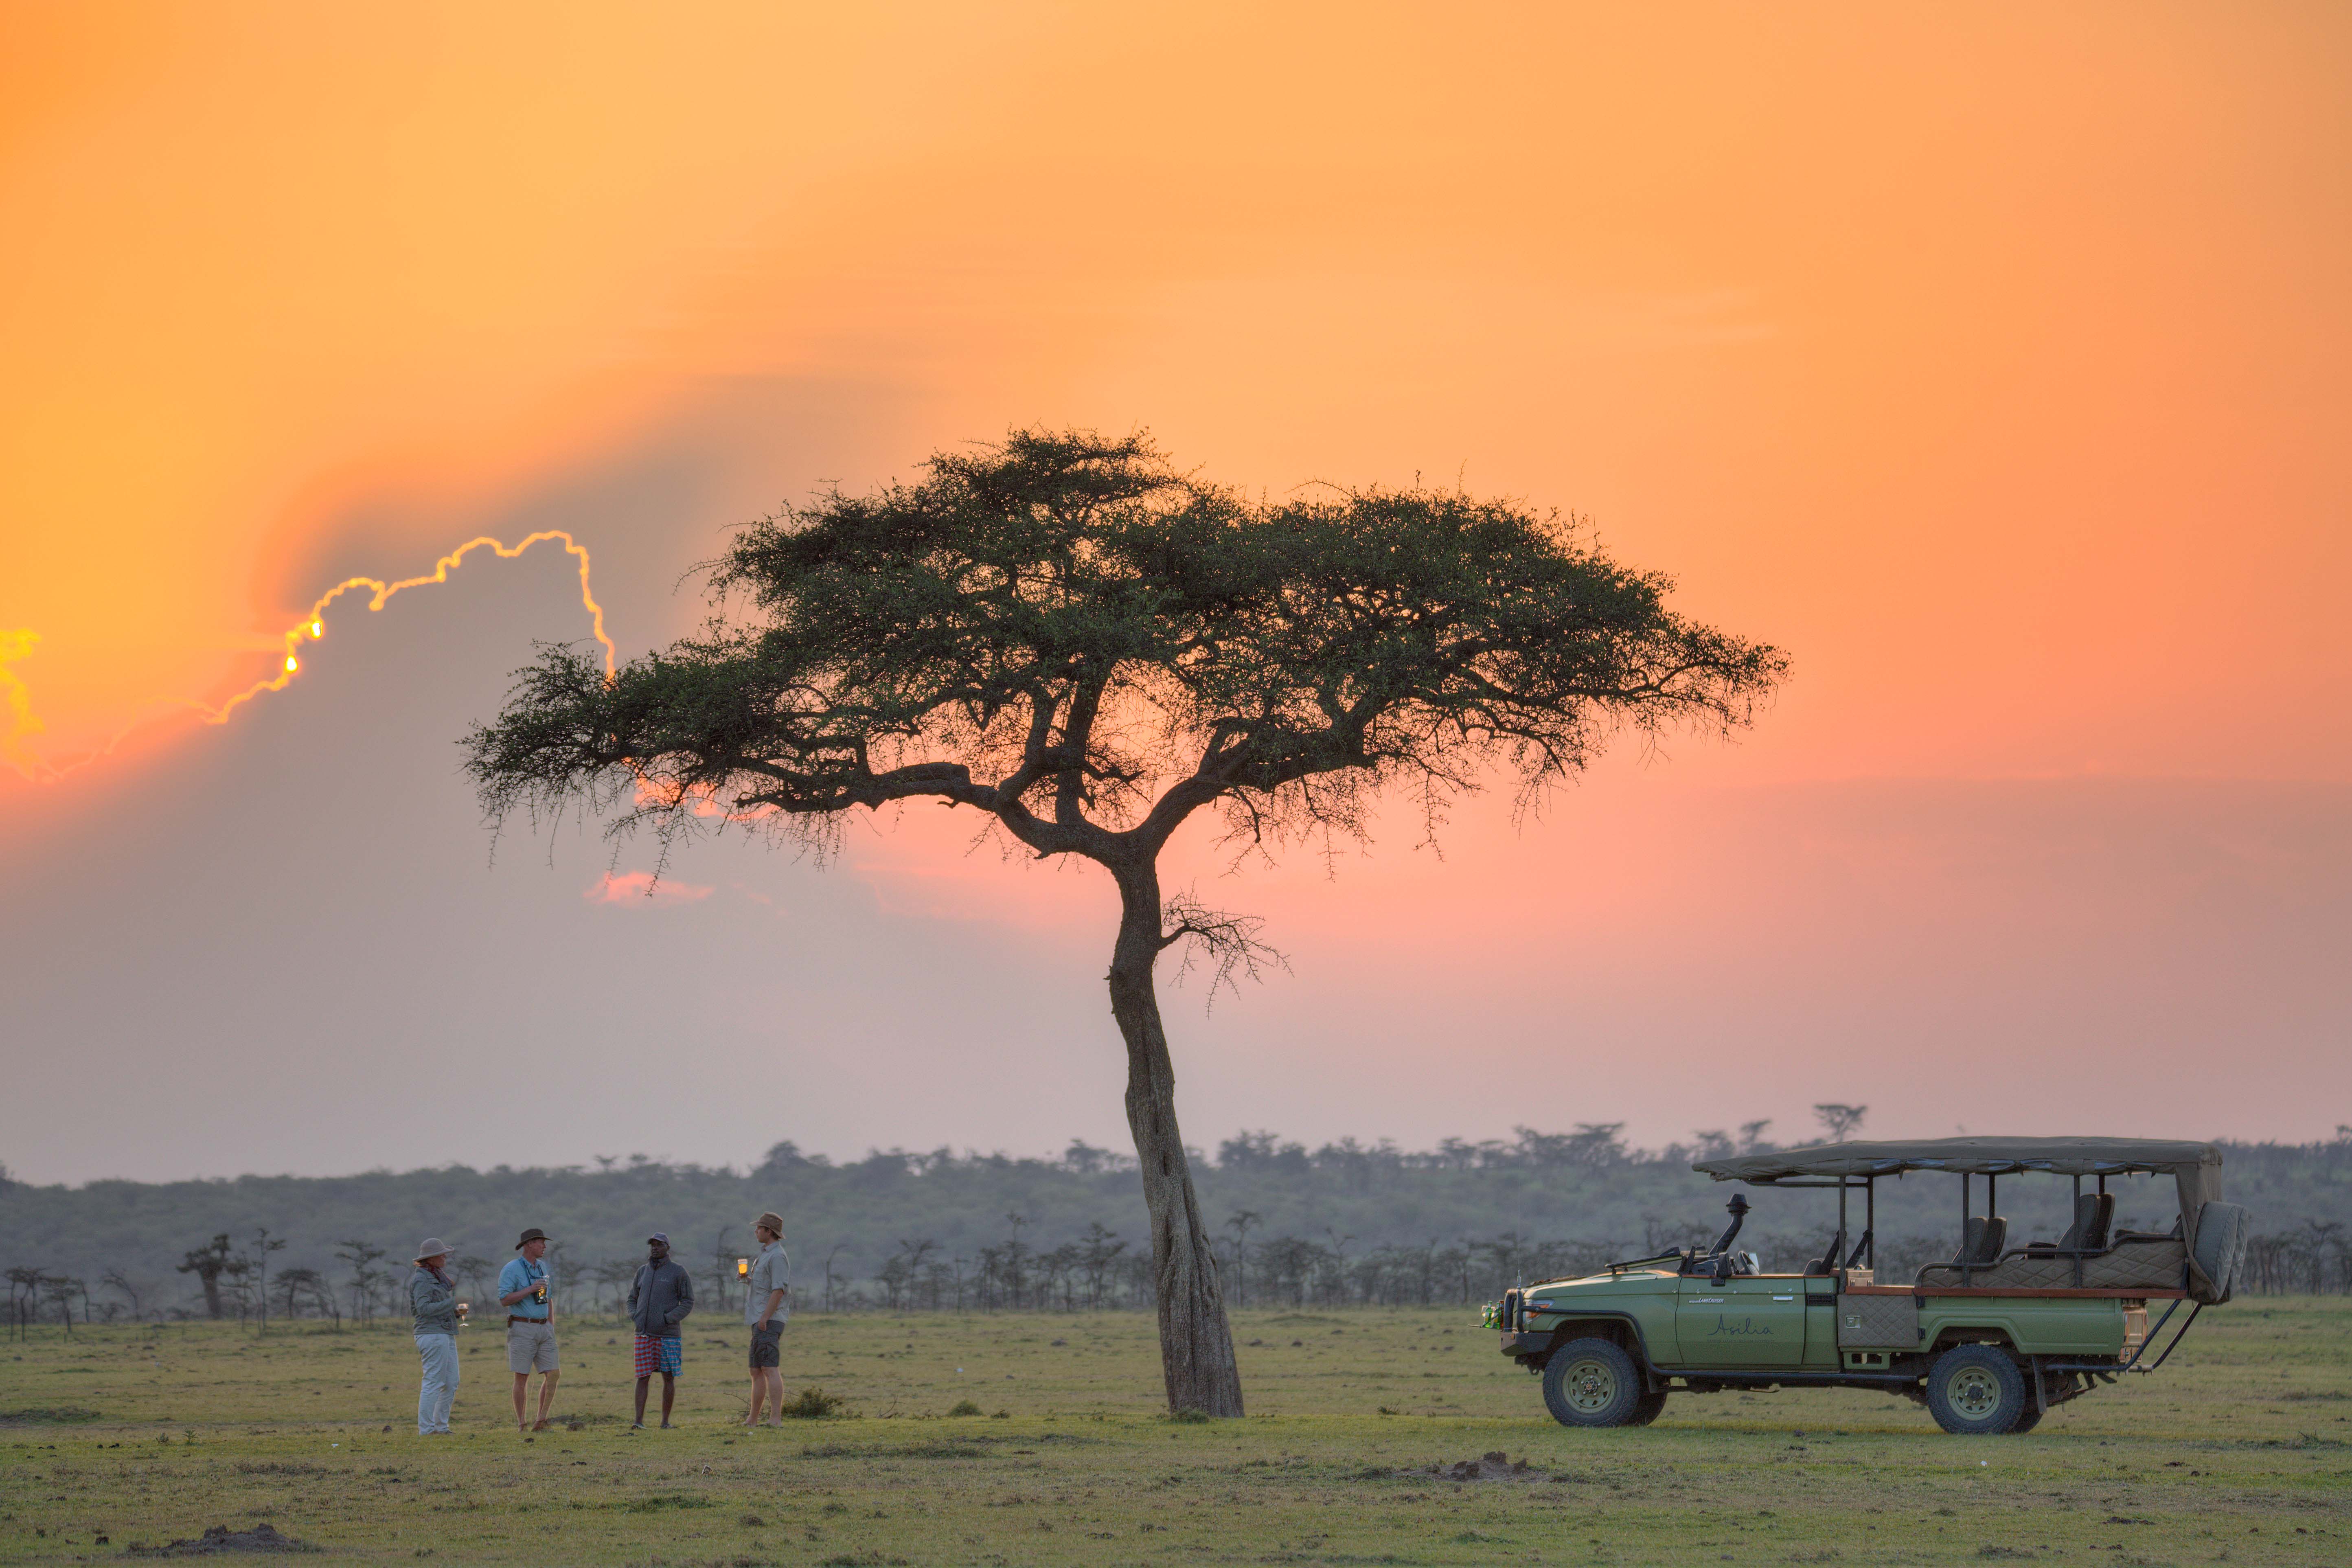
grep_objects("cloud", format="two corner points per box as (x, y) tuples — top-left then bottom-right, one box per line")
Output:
(586, 871), (713, 907)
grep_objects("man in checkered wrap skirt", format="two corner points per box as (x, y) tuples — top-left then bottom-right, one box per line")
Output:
(626, 1232), (694, 1428)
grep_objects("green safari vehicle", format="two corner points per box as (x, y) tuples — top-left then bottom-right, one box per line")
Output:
(1486, 1137), (2249, 1434)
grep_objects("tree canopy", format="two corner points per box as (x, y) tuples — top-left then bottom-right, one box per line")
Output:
(465, 430), (1785, 866)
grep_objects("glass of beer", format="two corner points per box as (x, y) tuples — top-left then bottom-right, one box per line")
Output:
(736, 1257), (749, 1279)
(456, 1300), (470, 1325)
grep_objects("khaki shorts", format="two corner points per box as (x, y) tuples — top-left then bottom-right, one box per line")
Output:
(506, 1320), (559, 1374)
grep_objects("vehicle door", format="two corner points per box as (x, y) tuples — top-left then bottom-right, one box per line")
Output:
(1675, 1274), (1807, 1367)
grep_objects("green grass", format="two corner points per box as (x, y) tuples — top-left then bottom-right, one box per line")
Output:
(2, 1301), (2348, 1564)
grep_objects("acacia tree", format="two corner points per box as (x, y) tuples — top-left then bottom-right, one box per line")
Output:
(463, 430), (1784, 1414)
(177, 1232), (235, 1320)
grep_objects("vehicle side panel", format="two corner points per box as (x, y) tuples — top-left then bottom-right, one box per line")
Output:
(1917, 1295), (2125, 1356)
(1803, 1298), (1840, 1368)
(1675, 1276), (1806, 1366)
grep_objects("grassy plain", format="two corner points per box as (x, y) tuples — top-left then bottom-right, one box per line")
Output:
(2, 1301), (2347, 1565)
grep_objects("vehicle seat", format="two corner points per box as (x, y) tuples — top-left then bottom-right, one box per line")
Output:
(1960, 1215), (2007, 1264)
(2071, 1192), (2115, 1252)
(1807, 1228), (1874, 1275)
(2025, 1193), (2114, 1256)
(1914, 1215), (2006, 1285)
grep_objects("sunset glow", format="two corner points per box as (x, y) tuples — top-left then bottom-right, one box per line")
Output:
(4, 530), (612, 783)
(2, 3), (2345, 1182)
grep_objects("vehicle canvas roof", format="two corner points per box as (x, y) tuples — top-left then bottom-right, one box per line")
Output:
(1692, 1136), (2222, 1183)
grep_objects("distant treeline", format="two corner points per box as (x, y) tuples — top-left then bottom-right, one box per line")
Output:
(5, 1124), (2349, 1330)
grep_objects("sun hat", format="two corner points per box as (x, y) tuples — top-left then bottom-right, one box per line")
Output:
(414, 1238), (454, 1264)
(753, 1212), (785, 1236)
(514, 1227), (550, 1250)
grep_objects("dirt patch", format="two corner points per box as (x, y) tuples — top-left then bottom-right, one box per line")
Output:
(1407, 1450), (1552, 1483)
(125, 1523), (320, 1555)
(0, 1405), (101, 1424)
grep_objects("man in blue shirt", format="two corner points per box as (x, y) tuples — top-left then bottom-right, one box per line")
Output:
(497, 1227), (560, 1433)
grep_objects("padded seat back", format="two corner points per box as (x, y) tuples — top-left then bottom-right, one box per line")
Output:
(1950, 1215), (2008, 1265)
(2056, 1193), (2115, 1253)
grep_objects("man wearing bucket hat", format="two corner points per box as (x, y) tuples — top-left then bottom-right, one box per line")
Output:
(409, 1239), (464, 1436)
(741, 1212), (791, 1428)
(626, 1232), (694, 1429)
(496, 1228), (560, 1433)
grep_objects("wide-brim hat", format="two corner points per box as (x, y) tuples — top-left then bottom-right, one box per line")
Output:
(414, 1237), (454, 1264)
(753, 1212), (785, 1236)
(514, 1228), (550, 1250)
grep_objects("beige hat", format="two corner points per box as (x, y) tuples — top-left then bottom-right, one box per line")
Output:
(414, 1237), (454, 1264)
(753, 1212), (785, 1236)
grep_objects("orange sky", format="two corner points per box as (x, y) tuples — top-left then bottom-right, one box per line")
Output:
(2, 4), (2348, 1179)
(8, 1), (2346, 785)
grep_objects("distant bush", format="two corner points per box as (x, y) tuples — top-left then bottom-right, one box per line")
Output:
(780, 1385), (846, 1419)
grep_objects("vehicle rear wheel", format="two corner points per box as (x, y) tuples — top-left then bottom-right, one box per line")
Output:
(2007, 1404), (2044, 1434)
(1626, 1389), (1669, 1426)
(1925, 1344), (2028, 1434)
(1542, 1338), (1644, 1428)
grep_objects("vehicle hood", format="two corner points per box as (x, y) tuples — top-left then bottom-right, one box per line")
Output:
(1523, 1270), (1676, 1303)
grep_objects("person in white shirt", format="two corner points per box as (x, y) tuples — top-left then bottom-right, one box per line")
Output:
(742, 1211), (791, 1428)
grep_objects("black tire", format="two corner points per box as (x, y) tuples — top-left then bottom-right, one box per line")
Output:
(1925, 1344), (2028, 1434)
(1626, 1389), (1669, 1427)
(2008, 1404), (2044, 1434)
(1541, 1338), (1645, 1428)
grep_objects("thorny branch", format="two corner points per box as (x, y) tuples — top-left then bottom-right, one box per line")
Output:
(1157, 889), (1290, 1008)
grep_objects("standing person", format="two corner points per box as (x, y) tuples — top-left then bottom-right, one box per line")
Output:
(410, 1239), (463, 1436)
(498, 1227), (559, 1433)
(626, 1232), (693, 1430)
(741, 1212), (791, 1428)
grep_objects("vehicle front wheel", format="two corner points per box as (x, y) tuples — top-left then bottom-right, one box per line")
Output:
(1626, 1389), (1669, 1427)
(1542, 1338), (1645, 1428)
(1925, 1344), (2028, 1434)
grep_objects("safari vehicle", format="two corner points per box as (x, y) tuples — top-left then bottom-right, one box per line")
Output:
(1484, 1137), (2249, 1434)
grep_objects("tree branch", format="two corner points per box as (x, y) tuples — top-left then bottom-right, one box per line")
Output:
(1157, 889), (1289, 1008)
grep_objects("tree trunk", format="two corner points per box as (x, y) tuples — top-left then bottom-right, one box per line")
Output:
(1105, 860), (1245, 1416)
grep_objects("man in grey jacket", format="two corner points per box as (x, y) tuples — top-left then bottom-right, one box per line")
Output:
(626, 1232), (694, 1429)
(410, 1238), (464, 1436)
